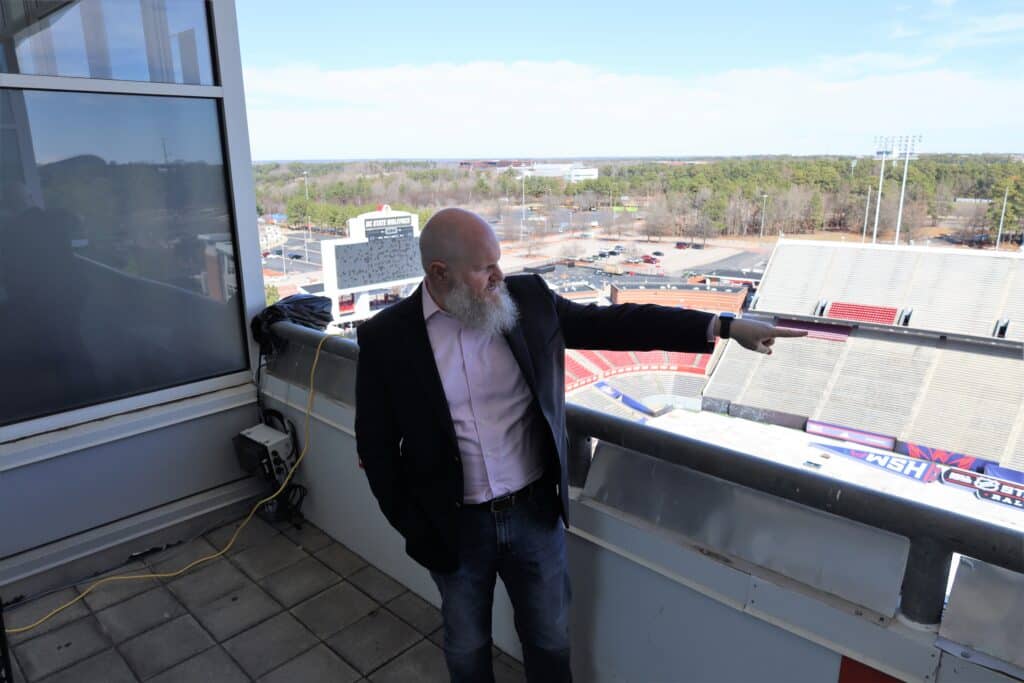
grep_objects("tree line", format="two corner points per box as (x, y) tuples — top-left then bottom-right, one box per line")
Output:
(254, 156), (1022, 242)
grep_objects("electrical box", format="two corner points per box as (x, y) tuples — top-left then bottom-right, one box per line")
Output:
(233, 423), (294, 484)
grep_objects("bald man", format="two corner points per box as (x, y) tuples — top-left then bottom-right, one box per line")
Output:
(355, 208), (804, 682)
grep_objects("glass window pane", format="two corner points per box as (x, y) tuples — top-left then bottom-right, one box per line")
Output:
(0, 0), (215, 85)
(0, 88), (247, 427)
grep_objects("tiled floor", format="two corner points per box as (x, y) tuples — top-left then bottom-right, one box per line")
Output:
(4, 517), (526, 682)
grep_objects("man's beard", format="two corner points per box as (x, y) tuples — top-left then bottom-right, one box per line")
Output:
(445, 280), (518, 335)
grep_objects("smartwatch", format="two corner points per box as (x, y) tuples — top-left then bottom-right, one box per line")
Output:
(718, 312), (736, 339)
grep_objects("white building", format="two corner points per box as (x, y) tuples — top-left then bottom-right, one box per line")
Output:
(516, 163), (599, 184)
(320, 205), (422, 325)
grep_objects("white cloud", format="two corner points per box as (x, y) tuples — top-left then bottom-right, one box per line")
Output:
(242, 60), (1024, 159)
(933, 0), (956, 7)
(934, 12), (1024, 48)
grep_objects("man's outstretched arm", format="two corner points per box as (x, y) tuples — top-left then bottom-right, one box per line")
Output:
(543, 275), (805, 353)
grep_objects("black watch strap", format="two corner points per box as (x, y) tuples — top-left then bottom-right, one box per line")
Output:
(719, 314), (735, 339)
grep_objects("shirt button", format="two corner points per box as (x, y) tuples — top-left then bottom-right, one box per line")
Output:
(454, 501), (462, 508)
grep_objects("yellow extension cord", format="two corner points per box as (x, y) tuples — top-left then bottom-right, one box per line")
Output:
(4, 334), (331, 635)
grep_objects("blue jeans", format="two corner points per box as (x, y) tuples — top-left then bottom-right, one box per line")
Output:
(430, 485), (572, 683)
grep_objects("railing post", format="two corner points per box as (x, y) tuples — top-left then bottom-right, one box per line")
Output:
(899, 537), (952, 625)
(567, 429), (593, 488)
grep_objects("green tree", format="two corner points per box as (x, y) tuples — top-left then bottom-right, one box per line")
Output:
(265, 284), (280, 306)
(986, 177), (1023, 240)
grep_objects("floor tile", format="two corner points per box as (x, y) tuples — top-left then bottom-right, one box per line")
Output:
(325, 608), (421, 675)
(259, 555), (340, 607)
(191, 582), (282, 642)
(145, 646), (248, 683)
(257, 643), (360, 683)
(118, 615), (213, 681)
(34, 648), (136, 683)
(347, 566), (405, 604)
(205, 516), (281, 556)
(494, 658), (528, 683)
(4, 589), (90, 646)
(166, 559), (249, 610)
(369, 640), (449, 683)
(386, 591), (443, 635)
(94, 587), (185, 644)
(77, 563), (160, 612)
(223, 612), (318, 679)
(290, 583), (376, 639)
(278, 522), (333, 553)
(13, 617), (109, 681)
(313, 543), (367, 578)
(231, 535), (308, 581)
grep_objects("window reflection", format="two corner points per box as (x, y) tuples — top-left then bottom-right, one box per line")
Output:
(0, 0), (214, 85)
(0, 88), (247, 426)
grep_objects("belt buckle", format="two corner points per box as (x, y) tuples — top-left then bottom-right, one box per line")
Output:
(489, 493), (515, 512)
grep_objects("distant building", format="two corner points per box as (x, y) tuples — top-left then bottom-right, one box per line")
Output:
(611, 282), (747, 313)
(320, 205), (422, 326)
(517, 163), (599, 184)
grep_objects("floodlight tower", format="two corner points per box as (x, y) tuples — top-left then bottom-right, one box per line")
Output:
(872, 136), (894, 244)
(894, 135), (921, 245)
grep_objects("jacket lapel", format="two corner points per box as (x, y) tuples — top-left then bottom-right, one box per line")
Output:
(504, 322), (539, 398)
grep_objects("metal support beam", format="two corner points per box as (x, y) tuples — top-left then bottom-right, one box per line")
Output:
(567, 430), (593, 488)
(899, 537), (952, 625)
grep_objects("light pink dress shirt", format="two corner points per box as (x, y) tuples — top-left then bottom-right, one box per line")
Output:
(423, 284), (546, 504)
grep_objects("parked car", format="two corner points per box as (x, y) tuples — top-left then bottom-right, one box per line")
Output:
(675, 242), (688, 249)
(288, 253), (303, 259)
(272, 248), (283, 255)
(652, 250), (664, 256)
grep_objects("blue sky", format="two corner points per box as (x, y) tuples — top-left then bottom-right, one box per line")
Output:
(237, 0), (1024, 159)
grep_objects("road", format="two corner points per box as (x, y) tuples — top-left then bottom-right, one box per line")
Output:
(263, 231), (327, 275)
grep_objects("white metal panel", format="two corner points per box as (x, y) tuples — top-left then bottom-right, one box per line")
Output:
(940, 557), (1024, 672)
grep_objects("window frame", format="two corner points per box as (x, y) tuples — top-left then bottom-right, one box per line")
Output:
(0, 0), (264, 445)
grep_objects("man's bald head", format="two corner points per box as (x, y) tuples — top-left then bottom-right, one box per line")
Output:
(419, 207), (505, 314)
(419, 207), (497, 272)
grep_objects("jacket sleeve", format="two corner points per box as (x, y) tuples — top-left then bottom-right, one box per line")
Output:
(539, 275), (716, 353)
(354, 325), (409, 537)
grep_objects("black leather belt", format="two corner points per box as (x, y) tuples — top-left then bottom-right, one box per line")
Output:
(470, 479), (547, 512)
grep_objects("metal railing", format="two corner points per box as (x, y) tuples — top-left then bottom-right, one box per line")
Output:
(268, 321), (1024, 625)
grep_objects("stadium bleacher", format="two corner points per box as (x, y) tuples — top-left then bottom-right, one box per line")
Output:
(755, 240), (1024, 339)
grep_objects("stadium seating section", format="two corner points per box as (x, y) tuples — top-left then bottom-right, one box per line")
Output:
(755, 241), (1024, 339)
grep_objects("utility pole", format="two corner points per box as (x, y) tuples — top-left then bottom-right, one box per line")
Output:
(996, 184), (1010, 250)
(302, 171), (310, 261)
(521, 170), (527, 242)
(872, 136), (892, 244)
(759, 194), (768, 239)
(894, 135), (921, 245)
(861, 187), (871, 242)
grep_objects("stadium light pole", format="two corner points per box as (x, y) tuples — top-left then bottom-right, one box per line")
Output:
(759, 194), (768, 239)
(862, 187), (872, 242)
(521, 171), (527, 242)
(302, 170), (310, 261)
(872, 136), (891, 244)
(996, 184), (1010, 250)
(894, 135), (921, 245)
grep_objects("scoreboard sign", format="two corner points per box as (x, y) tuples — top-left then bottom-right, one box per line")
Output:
(365, 216), (412, 229)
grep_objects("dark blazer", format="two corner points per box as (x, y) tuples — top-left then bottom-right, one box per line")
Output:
(355, 274), (715, 572)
